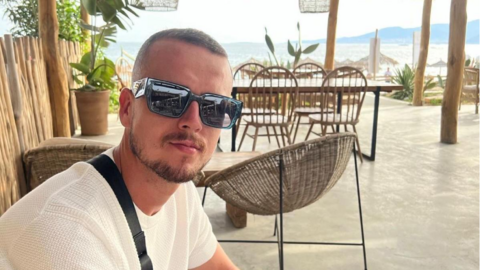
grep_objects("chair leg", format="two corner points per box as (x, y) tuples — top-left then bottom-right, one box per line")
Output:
(252, 127), (259, 151)
(289, 113), (297, 134)
(280, 125), (287, 147)
(272, 126), (282, 148)
(235, 115), (243, 137)
(352, 125), (364, 163)
(273, 215), (278, 236)
(352, 143), (368, 270)
(202, 186), (208, 207)
(305, 122), (314, 141)
(293, 114), (302, 143)
(238, 123), (249, 151)
(283, 125), (292, 145)
(321, 125), (327, 136)
(266, 126), (271, 143)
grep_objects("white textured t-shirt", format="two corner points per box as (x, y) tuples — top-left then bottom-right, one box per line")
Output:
(0, 148), (217, 270)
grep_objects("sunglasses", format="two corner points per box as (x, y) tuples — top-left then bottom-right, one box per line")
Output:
(131, 77), (243, 129)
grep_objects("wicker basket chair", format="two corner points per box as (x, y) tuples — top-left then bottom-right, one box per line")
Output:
(305, 66), (368, 162)
(290, 62), (328, 143)
(237, 66), (299, 151)
(461, 67), (479, 114)
(205, 133), (367, 269)
(23, 138), (113, 191)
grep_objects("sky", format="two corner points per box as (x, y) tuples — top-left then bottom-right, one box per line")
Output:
(0, 0), (479, 43)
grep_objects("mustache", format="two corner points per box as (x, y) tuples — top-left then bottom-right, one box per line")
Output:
(162, 131), (206, 151)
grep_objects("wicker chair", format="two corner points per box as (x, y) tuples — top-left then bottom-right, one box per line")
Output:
(115, 56), (133, 89)
(23, 138), (113, 191)
(205, 133), (367, 269)
(290, 62), (328, 143)
(461, 67), (479, 114)
(305, 66), (367, 162)
(237, 66), (299, 151)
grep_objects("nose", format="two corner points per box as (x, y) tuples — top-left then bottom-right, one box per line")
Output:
(178, 101), (203, 132)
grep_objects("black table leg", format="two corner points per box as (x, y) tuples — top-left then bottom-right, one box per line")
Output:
(231, 87), (238, 152)
(336, 92), (342, 132)
(362, 86), (381, 161)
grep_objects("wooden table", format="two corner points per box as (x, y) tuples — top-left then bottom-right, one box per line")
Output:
(197, 151), (261, 228)
(231, 79), (403, 161)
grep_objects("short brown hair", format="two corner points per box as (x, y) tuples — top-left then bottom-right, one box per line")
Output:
(132, 28), (228, 81)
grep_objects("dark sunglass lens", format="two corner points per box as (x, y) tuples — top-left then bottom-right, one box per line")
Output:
(149, 85), (189, 117)
(201, 97), (237, 128)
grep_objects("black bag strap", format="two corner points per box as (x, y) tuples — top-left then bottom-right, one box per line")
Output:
(88, 154), (153, 270)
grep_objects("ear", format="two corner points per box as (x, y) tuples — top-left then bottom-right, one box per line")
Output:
(119, 87), (134, 128)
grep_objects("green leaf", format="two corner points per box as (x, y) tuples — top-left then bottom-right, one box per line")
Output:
(125, 5), (139, 17)
(80, 52), (92, 66)
(265, 33), (275, 54)
(81, 0), (96, 15)
(302, 43), (319, 54)
(287, 40), (295, 57)
(80, 21), (101, 32)
(294, 49), (302, 67)
(70, 63), (90, 74)
(111, 16), (127, 30)
(97, 1), (117, 22)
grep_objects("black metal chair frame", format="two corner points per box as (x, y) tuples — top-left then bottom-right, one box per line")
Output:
(202, 144), (367, 270)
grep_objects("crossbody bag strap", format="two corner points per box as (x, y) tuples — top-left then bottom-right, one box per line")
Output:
(88, 154), (153, 270)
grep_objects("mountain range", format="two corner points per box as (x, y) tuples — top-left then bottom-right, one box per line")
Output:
(305, 19), (479, 44)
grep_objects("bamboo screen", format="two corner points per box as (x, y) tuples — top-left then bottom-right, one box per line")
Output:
(0, 35), (81, 215)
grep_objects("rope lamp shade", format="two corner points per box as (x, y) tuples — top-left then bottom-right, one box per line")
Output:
(299, 0), (330, 13)
(134, 0), (178, 11)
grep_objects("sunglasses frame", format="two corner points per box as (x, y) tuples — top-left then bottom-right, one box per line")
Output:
(131, 77), (243, 129)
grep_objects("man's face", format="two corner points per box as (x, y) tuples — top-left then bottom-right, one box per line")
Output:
(121, 39), (232, 183)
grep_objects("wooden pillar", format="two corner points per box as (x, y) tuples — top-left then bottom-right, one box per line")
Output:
(412, 0), (433, 106)
(80, 5), (91, 51)
(324, 0), (339, 71)
(38, 0), (71, 137)
(440, 0), (467, 144)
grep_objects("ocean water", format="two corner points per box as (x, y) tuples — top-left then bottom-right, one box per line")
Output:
(106, 42), (480, 76)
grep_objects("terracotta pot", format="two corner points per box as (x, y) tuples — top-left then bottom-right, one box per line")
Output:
(75, 90), (110, 135)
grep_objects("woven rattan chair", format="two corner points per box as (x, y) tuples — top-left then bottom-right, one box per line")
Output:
(23, 138), (113, 191)
(205, 133), (367, 269)
(461, 67), (479, 114)
(290, 62), (328, 143)
(305, 66), (367, 162)
(237, 66), (299, 151)
(233, 63), (268, 138)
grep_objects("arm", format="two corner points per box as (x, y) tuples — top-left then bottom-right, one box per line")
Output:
(191, 243), (238, 270)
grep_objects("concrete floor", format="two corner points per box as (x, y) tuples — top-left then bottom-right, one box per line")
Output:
(77, 95), (479, 270)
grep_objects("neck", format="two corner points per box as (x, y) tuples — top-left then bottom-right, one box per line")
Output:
(112, 138), (180, 216)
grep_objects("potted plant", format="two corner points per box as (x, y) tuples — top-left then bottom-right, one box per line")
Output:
(70, 0), (139, 135)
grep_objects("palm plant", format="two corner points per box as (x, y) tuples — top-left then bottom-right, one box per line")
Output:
(392, 64), (437, 101)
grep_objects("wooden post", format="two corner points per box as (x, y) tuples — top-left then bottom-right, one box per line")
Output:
(38, 0), (71, 137)
(324, 0), (339, 71)
(413, 0), (433, 106)
(441, 0), (467, 144)
(373, 29), (378, 81)
(81, 5), (91, 51)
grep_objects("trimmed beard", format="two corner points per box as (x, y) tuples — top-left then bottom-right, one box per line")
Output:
(129, 127), (206, 184)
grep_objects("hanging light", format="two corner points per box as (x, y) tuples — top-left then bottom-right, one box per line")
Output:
(299, 0), (330, 13)
(133, 0), (179, 11)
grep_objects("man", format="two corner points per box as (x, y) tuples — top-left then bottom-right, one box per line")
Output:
(0, 29), (240, 270)
(384, 67), (392, 83)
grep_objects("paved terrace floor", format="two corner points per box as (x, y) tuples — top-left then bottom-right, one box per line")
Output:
(77, 95), (479, 270)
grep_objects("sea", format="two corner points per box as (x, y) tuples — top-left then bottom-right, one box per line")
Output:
(106, 42), (480, 76)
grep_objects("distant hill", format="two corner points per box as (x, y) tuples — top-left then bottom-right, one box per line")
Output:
(306, 20), (479, 44)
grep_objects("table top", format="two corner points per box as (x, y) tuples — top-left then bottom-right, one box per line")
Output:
(233, 79), (403, 92)
(203, 151), (262, 177)
(195, 151), (262, 186)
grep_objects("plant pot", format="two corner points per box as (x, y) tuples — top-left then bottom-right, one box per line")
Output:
(75, 90), (110, 135)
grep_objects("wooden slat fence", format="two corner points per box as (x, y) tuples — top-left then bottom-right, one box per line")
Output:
(0, 34), (81, 215)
